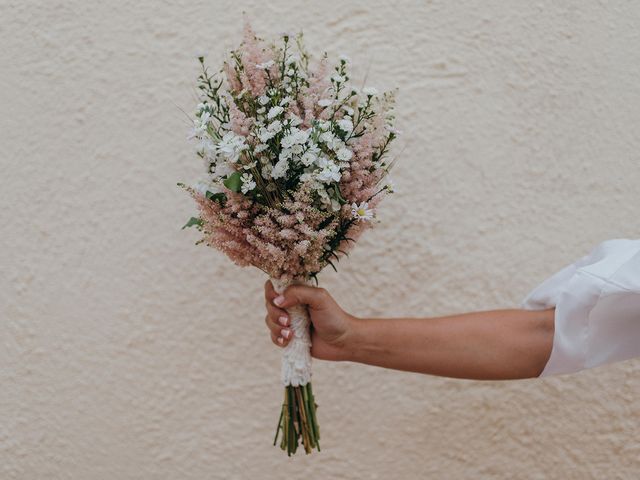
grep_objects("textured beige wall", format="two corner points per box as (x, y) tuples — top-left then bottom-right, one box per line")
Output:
(3, 1), (640, 478)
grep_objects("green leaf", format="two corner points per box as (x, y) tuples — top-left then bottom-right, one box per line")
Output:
(182, 217), (203, 230)
(205, 191), (226, 203)
(332, 185), (347, 204)
(223, 171), (242, 192)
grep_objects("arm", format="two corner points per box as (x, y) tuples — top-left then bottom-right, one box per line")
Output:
(264, 282), (554, 380)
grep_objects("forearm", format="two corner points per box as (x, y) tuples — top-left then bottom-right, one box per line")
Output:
(343, 309), (555, 380)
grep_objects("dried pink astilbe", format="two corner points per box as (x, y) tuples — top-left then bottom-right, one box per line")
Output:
(189, 182), (342, 280)
(229, 101), (253, 136)
(238, 21), (270, 96)
(223, 61), (242, 93)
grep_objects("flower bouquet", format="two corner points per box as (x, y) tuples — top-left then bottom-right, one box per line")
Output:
(180, 22), (398, 455)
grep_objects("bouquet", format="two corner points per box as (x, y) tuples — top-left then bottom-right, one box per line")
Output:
(180, 22), (398, 455)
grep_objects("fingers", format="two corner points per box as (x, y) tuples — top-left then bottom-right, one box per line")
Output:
(264, 281), (292, 348)
(265, 288), (289, 322)
(265, 315), (292, 348)
(273, 285), (330, 311)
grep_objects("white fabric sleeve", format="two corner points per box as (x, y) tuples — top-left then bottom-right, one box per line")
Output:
(522, 239), (640, 376)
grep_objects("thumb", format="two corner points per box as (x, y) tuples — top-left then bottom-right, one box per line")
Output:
(273, 285), (329, 311)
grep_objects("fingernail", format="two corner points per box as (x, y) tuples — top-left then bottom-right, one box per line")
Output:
(277, 337), (284, 345)
(273, 295), (285, 306)
(278, 316), (288, 326)
(282, 329), (291, 339)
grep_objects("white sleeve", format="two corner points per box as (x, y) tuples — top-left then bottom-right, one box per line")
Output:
(522, 239), (640, 376)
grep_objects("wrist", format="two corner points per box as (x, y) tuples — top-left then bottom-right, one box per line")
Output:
(340, 315), (369, 362)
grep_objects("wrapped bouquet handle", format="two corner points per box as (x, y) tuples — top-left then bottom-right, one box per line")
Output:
(271, 278), (320, 454)
(271, 278), (312, 386)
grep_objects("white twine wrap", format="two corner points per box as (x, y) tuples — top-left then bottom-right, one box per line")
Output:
(271, 277), (313, 387)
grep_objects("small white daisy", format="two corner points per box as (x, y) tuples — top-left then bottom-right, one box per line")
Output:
(351, 202), (374, 221)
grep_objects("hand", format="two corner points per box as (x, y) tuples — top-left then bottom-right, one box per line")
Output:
(264, 280), (356, 361)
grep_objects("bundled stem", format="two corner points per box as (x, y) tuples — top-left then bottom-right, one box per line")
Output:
(273, 383), (320, 455)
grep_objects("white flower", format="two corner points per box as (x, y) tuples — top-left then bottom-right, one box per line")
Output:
(362, 87), (378, 96)
(261, 164), (272, 179)
(280, 96), (292, 106)
(317, 187), (330, 204)
(343, 106), (355, 116)
(258, 95), (270, 105)
(288, 114), (303, 126)
(279, 148), (293, 161)
(385, 125), (402, 136)
(319, 131), (335, 145)
(256, 60), (275, 70)
(294, 128), (310, 144)
(192, 180), (222, 197)
(336, 147), (353, 162)
(332, 74), (346, 83)
(254, 143), (269, 154)
(240, 173), (256, 194)
(188, 111), (211, 139)
(320, 131), (343, 151)
(315, 157), (341, 184)
(271, 157), (289, 179)
(281, 127), (310, 149)
(339, 54), (351, 63)
(267, 105), (284, 119)
(286, 54), (299, 65)
(318, 98), (333, 107)
(317, 120), (331, 131)
(300, 144), (320, 166)
(281, 135), (294, 150)
(258, 127), (275, 143)
(211, 161), (234, 180)
(351, 202), (374, 221)
(268, 120), (283, 133)
(216, 131), (248, 162)
(193, 136), (216, 157)
(336, 117), (353, 133)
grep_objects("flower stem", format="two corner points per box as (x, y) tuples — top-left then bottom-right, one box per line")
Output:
(274, 383), (320, 455)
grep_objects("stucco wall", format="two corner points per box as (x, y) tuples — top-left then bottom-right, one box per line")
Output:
(2, 1), (640, 478)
